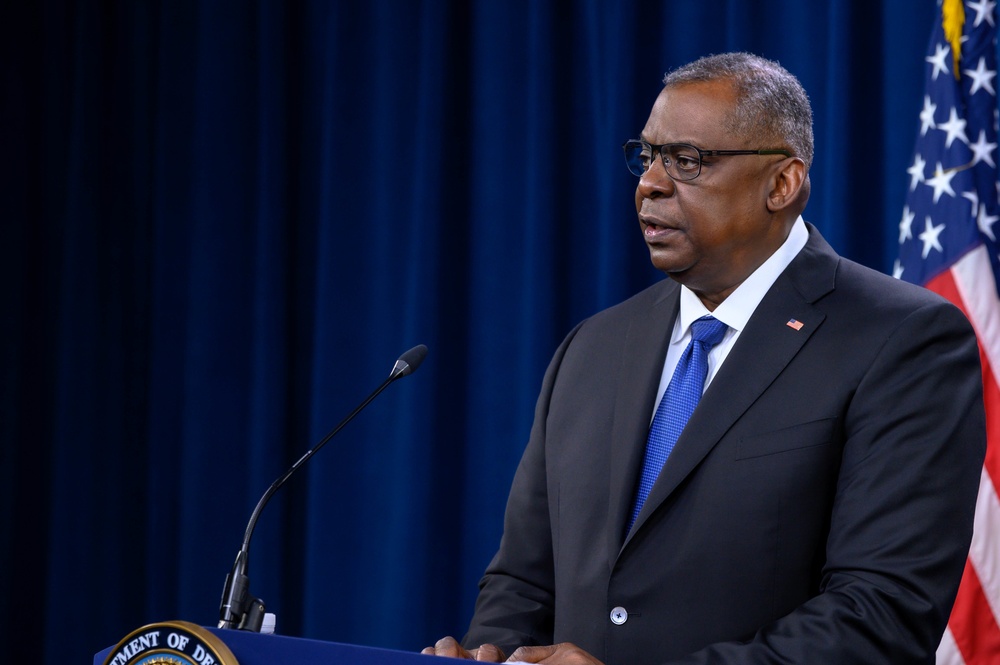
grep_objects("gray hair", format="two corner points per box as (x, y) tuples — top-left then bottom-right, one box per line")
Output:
(663, 52), (814, 169)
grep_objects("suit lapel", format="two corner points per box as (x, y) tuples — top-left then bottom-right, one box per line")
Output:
(620, 227), (838, 549)
(606, 281), (680, 568)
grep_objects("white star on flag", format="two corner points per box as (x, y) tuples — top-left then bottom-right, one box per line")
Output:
(925, 162), (958, 202)
(920, 96), (938, 135)
(917, 216), (945, 258)
(938, 107), (970, 147)
(926, 42), (951, 80)
(968, 0), (997, 28)
(908, 153), (927, 190)
(964, 56), (998, 95)
(899, 205), (915, 242)
(978, 203), (999, 241)
(969, 128), (998, 166)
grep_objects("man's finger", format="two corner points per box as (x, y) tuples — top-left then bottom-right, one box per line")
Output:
(475, 643), (506, 662)
(421, 636), (472, 659)
(506, 645), (558, 663)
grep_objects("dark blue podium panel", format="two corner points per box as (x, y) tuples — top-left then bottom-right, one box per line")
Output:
(94, 628), (448, 665)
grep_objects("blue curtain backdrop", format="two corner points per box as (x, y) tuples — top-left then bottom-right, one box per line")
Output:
(1, 0), (948, 662)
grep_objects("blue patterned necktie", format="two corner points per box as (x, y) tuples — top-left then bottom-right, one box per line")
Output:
(628, 315), (729, 533)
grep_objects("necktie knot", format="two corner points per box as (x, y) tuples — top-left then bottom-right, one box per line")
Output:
(690, 316), (727, 347)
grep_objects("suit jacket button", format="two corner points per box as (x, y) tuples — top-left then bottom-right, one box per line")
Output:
(610, 606), (628, 625)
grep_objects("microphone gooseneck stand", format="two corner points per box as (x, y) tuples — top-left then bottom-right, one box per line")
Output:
(218, 345), (428, 631)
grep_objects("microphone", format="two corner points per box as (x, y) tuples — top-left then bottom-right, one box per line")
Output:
(391, 343), (428, 379)
(218, 344), (429, 631)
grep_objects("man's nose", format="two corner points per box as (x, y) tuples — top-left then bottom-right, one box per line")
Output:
(636, 158), (676, 199)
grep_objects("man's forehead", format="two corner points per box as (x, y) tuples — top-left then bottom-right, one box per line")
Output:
(641, 83), (735, 143)
(654, 79), (737, 113)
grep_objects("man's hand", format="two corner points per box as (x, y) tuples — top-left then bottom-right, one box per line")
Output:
(505, 643), (604, 665)
(421, 636), (506, 662)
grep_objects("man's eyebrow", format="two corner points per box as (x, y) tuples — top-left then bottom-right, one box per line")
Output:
(637, 136), (700, 146)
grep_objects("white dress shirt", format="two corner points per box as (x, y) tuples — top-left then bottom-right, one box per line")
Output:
(651, 216), (809, 416)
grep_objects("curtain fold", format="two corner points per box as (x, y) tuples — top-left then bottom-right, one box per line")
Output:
(1, 1), (947, 663)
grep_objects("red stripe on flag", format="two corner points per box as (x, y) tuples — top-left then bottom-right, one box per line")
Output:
(948, 560), (1000, 665)
(979, 357), (1000, 501)
(926, 268), (1000, 499)
(925, 265), (967, 311)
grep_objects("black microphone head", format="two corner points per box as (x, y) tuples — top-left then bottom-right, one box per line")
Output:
(391, 344), (428, 378)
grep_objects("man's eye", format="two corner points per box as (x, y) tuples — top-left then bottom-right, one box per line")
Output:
(674, 155), (700, 171)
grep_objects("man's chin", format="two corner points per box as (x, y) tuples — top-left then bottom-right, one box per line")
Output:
(647, 250), (692, 279)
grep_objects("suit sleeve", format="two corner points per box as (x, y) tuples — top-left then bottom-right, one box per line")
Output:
(667, 299), (986, 664)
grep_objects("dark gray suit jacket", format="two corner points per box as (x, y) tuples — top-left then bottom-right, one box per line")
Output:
(464, 225), (986, 664)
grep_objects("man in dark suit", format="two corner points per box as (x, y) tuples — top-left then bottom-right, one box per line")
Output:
(423, 52), (985, 664)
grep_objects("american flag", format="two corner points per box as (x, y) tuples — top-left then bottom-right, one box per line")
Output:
(896, 1), (1000, 663)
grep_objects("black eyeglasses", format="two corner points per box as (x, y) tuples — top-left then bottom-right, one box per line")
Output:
(622, 139), (791, 181)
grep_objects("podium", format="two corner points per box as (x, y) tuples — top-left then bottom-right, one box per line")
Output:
(94, 627), (440, 665)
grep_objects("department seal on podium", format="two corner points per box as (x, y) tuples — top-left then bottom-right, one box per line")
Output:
(102, 620), (238, 665)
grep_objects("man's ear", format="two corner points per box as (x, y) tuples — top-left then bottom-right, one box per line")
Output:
(766, 158), (807, 212)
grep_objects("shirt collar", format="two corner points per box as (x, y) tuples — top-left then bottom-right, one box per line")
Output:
(676, 216), (809, 339)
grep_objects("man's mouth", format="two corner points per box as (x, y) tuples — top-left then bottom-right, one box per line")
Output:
(640, 216), (679, 241)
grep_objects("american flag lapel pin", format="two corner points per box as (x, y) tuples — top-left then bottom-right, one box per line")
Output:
(786, 318), (804, 331)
